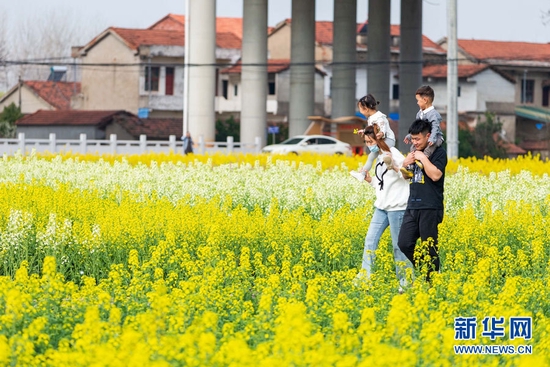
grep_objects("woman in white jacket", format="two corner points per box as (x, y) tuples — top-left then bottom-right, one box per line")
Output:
(357, 125), (413, 289)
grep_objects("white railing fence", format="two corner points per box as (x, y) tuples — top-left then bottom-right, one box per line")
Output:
(0, 133), (262, 155)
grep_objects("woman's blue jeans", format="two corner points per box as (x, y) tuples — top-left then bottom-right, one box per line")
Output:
(361, 208), (413, 286)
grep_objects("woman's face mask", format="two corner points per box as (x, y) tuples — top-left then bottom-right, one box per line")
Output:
(364, 136), (379, 154)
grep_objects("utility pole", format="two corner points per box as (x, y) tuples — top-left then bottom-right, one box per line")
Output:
(446, 0), (459, 159)
(183, 0), (191, 136)
(18, 75), (22, 110)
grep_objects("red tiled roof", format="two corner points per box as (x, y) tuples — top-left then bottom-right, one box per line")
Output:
(149, 14), (185, 31)
(356, 21), (445, 53)
(221, 59), (291, 74)
(458, 39), (550, 62)
(16, 110), (132, 127)
(116, 118), (183, 140)
(108, 27), (240, 50)
(491, 132), (527, 155)
(149, 14), (244, 39)
(502, 142), (527, 154)
(215, 32), (242, 49)
(521, 140), (549, 150)
(396, 27), (444, 53)
(422, 64), (489, 78)
(221, 59), (326, 75)
(271, 19), (346, 46)
(216, 18), (243, 39)
(24, 81), (80, 110)
(110, 28), (184, 49)
(146, 14), (444, 52)
(316, 21), (333, 45)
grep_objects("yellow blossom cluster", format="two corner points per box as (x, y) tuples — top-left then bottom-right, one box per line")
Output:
(31, 150), (550, 176)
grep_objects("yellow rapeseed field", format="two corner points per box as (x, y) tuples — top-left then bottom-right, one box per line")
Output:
(0, 152), (548, 366)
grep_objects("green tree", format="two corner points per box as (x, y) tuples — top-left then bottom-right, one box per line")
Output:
(455, 111), (507, 159)
(0, 102), (22, 138)
(457, 128), (476, 158)
(215, 116), (289, 144)
(216, 115), (240, 142)
(472, 111), (507, 159)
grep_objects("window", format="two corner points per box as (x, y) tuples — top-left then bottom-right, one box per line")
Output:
(234, 85), (238, 96)
(457, 86), (461, 97)
(268, 73), (276, 95)
(521, 79), (534, 103)
(281, 137), (304, 145)
(391, 36), (400, 47)
(268, 82), (276, 95)
(222, 80), (229, 99)
(543, 86), (550, 107)
(165, 67), (174, 95)
(392, 84), (399, 100)
(145, 66), (160, 91)
(317, 138), (336, 145)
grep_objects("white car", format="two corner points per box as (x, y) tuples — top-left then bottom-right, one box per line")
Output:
(262, 135), (352, 156)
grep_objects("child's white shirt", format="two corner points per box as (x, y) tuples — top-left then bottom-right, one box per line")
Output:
(367, 111), (395, 141)
(418, 106), (434, 119)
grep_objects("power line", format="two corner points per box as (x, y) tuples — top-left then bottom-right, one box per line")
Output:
(1, 57), (472, 68)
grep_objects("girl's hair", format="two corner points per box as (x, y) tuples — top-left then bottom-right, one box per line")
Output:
(357, 94), (379, 110)
(363, 125), (390, 152)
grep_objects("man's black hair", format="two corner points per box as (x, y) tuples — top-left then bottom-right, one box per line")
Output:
(408, 119), (432, 135)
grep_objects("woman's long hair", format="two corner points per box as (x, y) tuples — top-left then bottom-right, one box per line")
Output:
(363, 125), (390, 152)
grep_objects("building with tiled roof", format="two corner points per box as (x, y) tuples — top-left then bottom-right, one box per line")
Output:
(0, 81), (81, 115)
(456, 39), (550, 66)
(436, 38), (550, 157)
(356, 22), (446, 56)
(115, 117), (183, 140)
(423, 64), (491, 79)
(17, 110), (129, 127)
(148, 14), (245, 40)
(439, 38), (550, 107)
(266, 18), (447, 118)
(16, 109), (184, 141)
(268, 19), (446, 62)
(420, 62), (517, 148)
(16, 110), (135, 139)
(72, 17), (242, 119)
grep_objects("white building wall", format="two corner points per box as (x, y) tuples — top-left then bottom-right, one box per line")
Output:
(430, 82), (478, 113)
(0, 88), (53, 114)
(355, 68), (367, 100)
(430, 69), (515, 113)
(473, 70), (515, 110)
(324, 66), (332, 98)
(277, 71), (291, 102)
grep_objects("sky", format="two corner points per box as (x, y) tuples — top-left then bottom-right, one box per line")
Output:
(1, 0), (550, 44)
